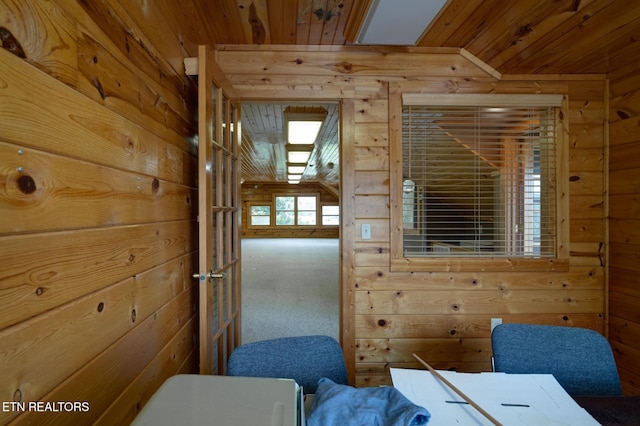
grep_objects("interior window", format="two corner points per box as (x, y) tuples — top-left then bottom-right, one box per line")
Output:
(391, 93), (568, 271)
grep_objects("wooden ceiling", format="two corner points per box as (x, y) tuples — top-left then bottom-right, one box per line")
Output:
(195, 0), (640, 75)
(240, 102), (340, 186)
(192, 0), (640, 185)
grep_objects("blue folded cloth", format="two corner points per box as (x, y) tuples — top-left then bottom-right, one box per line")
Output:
(306, 378), (430, 426)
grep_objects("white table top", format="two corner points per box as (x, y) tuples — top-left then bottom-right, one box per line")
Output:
(391, 368), (600, 426)
(132, 374), (302, 426)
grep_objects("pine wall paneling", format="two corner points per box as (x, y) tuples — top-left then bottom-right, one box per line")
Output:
(608, 61), (640, 395)
(2, 2), (634, 423)
(216, 45), (609, 386)
(0, 0), (199, 423)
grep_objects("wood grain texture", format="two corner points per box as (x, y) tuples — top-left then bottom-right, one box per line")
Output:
(607, 59), (640, 395)
(9, 284), (197, 425)
(0, 1), (200, 421)
(0, 0), (78, 85)
(0, 142), (196, 234)
(2, 0), (637, 411)
(0, 255), (195, 424)
(216, 47), (493, 78)
(0, 48), (196, 185)
(0, 220), (196, 329)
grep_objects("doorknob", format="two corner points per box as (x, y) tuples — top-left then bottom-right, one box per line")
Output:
(192, 271), (226, 281)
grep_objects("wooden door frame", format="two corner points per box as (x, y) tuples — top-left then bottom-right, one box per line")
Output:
(238, 98), (351, 383)
(339, 99), (355, 384)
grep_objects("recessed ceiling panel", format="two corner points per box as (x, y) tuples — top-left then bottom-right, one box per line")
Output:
(357, 0), (448, 45)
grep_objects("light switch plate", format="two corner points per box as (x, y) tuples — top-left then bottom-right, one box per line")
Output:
(362, 223), (372, 240)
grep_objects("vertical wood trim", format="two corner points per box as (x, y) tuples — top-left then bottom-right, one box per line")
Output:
(557, 95), (571, 260)
(217, 271), (225, 373)
(340, 99), (356, 384)
(603, 78), (611, 338)
(388, 83), (404, 261)
(342, 0), (374, 43)
(197, 45), (214, 375)
(234, 104), (243, 348)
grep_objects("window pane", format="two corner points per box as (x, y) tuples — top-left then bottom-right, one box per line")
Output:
(322, 205), (339, 215)
(252, 216), (270, 226)
(251, 206), (270, 216)
(276, 211), (295, 225)
(322, 215), (339, 225)
(276, 196), (294, 211)
(298, 211), (316, 225)
(298, 196), (316, 211)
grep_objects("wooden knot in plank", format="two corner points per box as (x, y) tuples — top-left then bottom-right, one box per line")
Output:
(249, 3), (266, 44)
(92, 78), (106, 100)
(616, 110), (630, 120)
(0, 27), (26, 58)
(17, 175), (36, 194)
(336, 62), (353, 73)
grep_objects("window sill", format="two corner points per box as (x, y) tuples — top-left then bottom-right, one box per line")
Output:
(390, 257), (570, 272)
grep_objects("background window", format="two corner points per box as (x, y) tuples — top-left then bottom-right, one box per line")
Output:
(250, 205), (271, 226)
(322, 205), (340, 225)
(275, 196), (295, 225)
(275, 195), (318, 226)
(297, 196), (317, 225)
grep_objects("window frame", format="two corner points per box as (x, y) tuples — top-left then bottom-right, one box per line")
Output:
(321, 204), (340, 226)
(273, 193), (320, 227)
(248, 203), (272, 228)
(389, 90), (570, 272)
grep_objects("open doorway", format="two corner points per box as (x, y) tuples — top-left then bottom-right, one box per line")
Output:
(238, 101), (340, 344)
(241, 238), (339, 343)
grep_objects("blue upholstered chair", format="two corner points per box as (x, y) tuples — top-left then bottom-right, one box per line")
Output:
(491, 323), (622, 396)
(227, 335), (348, 394)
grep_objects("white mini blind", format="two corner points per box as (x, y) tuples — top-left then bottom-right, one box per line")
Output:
(401, 98), (558, 258)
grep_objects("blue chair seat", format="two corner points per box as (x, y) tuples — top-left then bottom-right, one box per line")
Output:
(491, 324), (622, 397)
(227, 335), (348, 394)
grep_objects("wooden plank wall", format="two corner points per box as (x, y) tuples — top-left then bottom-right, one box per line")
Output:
(1, 4), (633, 423)
(217, 46), (609, 387)
(241, 182), (339, 238)
(0, 1), (199, 424)
(608, 63), (640, 395)
(352, 77), (607, 387)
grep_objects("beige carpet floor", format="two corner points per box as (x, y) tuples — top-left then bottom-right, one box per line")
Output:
(240, 238), (340, 344)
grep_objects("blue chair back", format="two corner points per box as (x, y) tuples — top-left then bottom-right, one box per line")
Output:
(227, 335), (347, 394)
(491, 323), (622, 396)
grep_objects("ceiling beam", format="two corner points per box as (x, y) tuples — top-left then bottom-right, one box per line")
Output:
(318, 179), (339, 199)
